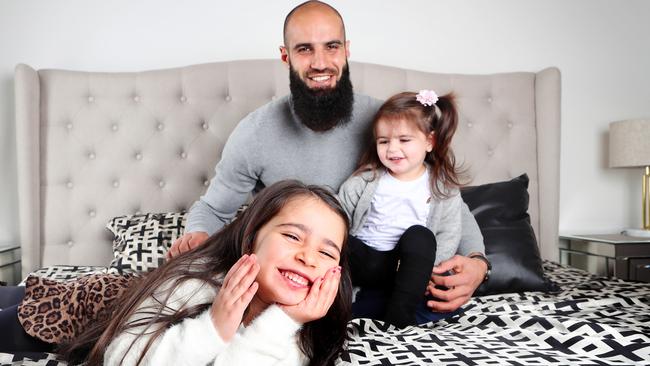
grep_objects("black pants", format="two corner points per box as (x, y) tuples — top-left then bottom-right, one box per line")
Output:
(0, 286), (54, 353)
(349, 225), (437, 327)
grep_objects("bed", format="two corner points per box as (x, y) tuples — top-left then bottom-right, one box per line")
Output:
(4, 59), (649, 365)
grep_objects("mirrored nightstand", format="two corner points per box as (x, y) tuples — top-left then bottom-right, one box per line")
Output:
(0, 243), (21, 286)
(559, 234), (650, 282)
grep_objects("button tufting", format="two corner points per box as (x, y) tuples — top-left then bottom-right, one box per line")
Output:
(67, 240), (74, 247)
(157, 122), (165, 131)
(111, 123), (119, 132)
(467, 122), (473, 128)
(135, 152), (143, 160)
(66, 181), (73, 189)
(180, 151), (187, 159)
(507, 122), (513, 128)
(487, 97), (493, 103)
(159, 180), (165, 188)
(87, 96), (95, 103)
(203, 180), (210, 187)
(89, 210), (96, 218)
(66, 122), (73, 130)
(88, 152), (96, 160)
(180, 96), (187, 103)
(112, 180), (120, 188)
(487, 149), (494, 156)
(134, 210), (142, 215)
(133, 95), (141, 102)
(202, 122), (209, 130)
(225, 95), (232, 102)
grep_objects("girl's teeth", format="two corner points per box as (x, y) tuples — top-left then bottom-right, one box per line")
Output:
(282, 271), (308, 286)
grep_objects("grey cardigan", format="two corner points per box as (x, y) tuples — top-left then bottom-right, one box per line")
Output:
(338, 169), (483, 264)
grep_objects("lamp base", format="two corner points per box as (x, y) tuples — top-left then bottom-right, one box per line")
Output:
(621, 228), (650, 238)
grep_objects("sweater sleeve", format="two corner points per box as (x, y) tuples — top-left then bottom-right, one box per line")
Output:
(213, 305), (307, 366)
(104, 280), (225, 366)
(434, 193), (463, 262)
(336, 174), (363, 222)
(186, 114), (261, 235)
(457, 201), (485, 256)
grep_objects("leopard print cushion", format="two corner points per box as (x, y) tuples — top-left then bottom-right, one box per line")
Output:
(17, 273), (135, 344)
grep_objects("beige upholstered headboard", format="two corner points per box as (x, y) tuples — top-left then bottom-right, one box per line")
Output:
(14, 60), (561, 276)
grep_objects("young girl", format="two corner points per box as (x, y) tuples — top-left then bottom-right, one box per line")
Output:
(57, 180), (352, 366)
(338, 90), (462, 327)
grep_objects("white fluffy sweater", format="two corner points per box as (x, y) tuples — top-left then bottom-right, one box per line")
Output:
(104, 278), (307, 366)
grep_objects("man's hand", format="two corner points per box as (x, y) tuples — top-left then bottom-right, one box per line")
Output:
(210, 254), (259, 342)
(425, 255), (487, 312)
(166, 231), (209, 260)
(279, 266), (341, 324)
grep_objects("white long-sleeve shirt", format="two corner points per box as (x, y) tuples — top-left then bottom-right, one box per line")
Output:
(105, 278), (307, 366)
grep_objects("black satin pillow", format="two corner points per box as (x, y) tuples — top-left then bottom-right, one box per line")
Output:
(461, 174), (557, 296)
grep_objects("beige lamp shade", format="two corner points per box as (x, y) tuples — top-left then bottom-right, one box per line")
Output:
(609, 119), (650, 168)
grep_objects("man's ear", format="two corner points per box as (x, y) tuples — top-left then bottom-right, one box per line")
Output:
(345, 40), (351, 59)
(279, 46), (290, 67)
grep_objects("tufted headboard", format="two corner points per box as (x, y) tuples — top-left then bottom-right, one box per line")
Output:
(14, 60), (560, 276)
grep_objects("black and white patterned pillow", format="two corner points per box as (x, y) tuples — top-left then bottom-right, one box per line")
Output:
(106, 212), (187, 274)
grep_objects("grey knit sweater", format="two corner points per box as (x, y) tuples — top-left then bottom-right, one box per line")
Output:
(187, 94), (381, 234)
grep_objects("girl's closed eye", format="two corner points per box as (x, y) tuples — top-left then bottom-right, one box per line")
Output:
(282, 232), (301, 242)
(319, 249), (337, 260)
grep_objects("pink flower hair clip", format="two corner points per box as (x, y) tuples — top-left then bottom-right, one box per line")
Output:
(416, 89), (439, 107)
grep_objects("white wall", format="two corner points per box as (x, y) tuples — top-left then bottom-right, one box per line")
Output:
(1, 0), (649, 251)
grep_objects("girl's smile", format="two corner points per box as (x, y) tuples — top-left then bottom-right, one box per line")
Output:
(279, 268), (312, 288)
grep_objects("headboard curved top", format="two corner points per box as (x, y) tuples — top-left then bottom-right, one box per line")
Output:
(15, 60), (560, 276)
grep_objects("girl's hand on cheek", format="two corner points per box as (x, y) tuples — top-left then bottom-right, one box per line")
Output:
(280, 266), (341, 324)
(210, 254), (259, 342)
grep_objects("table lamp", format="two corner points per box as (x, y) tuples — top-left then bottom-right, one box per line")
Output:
(609, 118), (650, 237)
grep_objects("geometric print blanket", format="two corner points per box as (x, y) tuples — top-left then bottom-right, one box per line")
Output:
(3, 261), (649, 366)
(339, 261), (650, 366)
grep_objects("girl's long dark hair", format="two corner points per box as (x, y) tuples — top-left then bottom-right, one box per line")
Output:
(356, 91), (463, 198)
(59, 180), (352, 366)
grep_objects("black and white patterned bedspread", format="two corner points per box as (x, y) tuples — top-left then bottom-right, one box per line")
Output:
(3, 261), (649, 366)
(341, 261), (650, 365)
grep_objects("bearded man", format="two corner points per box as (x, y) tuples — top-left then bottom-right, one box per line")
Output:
(170, 1), (489, 314)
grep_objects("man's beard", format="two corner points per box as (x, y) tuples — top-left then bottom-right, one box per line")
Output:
(289, 63), (354, 132)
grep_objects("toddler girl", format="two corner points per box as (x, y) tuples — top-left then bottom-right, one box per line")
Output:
(57, 180), (352, 366)
(338, 90), (462, 327)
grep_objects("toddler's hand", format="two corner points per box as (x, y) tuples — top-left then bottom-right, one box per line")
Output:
(280, 266), (341, 324)
(210, 254), (259, 342)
